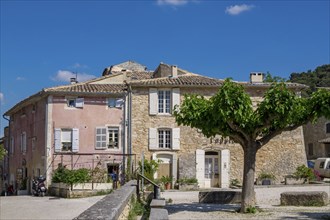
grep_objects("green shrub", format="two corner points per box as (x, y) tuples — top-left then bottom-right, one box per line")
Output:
(138, 159), (160, 182)
(52, 166), (91, 185)
(293, 165), (314, 181)
(177, 177), (198, 185)
(258, 171), (276, 180)
(246, 206), (257, 214)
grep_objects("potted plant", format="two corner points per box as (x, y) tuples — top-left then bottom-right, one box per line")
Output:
(161, 176), (172, 190)
(177, 177), (198, 190)
(257, 171), (276, 185)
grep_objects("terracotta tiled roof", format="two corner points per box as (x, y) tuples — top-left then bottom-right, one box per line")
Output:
(130, 75), (224, 87)
(45, 83), (126, 94)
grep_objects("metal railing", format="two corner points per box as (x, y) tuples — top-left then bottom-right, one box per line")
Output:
(136, 173), (160, 200)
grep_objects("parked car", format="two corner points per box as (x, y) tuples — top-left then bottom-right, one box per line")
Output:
(314, 158), (330, 178)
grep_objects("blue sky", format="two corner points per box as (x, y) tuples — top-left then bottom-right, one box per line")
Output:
(0, 0), (329, 136)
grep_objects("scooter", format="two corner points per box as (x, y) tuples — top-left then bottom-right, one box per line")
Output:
(32, 176), (47, 197)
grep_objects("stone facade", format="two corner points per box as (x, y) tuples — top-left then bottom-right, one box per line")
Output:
(303, 117), (330, 160)
(130, 85), (307, 187)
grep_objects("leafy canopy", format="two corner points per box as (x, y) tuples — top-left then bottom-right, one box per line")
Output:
(174, 79), (330, 148)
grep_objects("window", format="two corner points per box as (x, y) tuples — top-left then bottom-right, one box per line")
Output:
(108, 98), (124, 108)
(158, 90), (171, 114)
(308, 143), (314, 156)
(61, 129), (72, 151)
(95, 127), (120, 149)
(21, 132), (27, 153)
(108, 128), (119, 149)
(66, 97), (84, 108)
(54, 128), (79, 152)
(326, 123), (330, 133)
(149, 128), (180, 150)
(149, 88), (180, 115)
(158, 129), (171, 148)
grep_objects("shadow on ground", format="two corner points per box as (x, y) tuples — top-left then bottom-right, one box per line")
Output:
(165, 202), (240, 214)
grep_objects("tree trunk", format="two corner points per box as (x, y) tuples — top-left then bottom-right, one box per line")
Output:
(240, 142), (257, 213)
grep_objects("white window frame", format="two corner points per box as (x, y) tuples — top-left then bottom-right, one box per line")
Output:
(108, 98), (124, 109)
(66, 97), (84, 108)
(149, 127), (180, 150)
(107, 127), (119, 149)
(158, 129), (171, 149)
(54, 128), (79, 152)
(149, 88), (180, 116)
(158, 90), (171, 114)
(95, 126), (121, 150)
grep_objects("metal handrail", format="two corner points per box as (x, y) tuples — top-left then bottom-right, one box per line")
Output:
(137, 173), (160, 199)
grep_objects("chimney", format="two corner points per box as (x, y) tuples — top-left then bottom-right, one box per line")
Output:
(250, 72), (264, 83)
(70, 78), (77, 84)
(171, 65), (178, 78)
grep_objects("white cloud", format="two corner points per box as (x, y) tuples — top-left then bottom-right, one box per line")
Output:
(225, 4), (255, 15)
(0, 92), (4, 104)
(52, 70), (96, 83)
(157, 0), (188, 6)
(16, 76), (26, 80)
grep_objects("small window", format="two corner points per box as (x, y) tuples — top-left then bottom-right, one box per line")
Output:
(326, 123), (330, 133)
(158, 129), (171, 149)
(108, 98), (124, 108)
(319, 162), (325, 169)
(61, 129), (72, 151)
(108, 127), (119, 149)
(308, 143), (313, 156)
(67, 97), (84, 108)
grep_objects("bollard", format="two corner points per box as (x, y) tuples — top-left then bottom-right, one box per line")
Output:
(154, 185), (160, 199)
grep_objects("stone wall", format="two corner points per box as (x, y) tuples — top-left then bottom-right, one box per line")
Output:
(303, 117), (330, 159)
(131, 86), (307, 185)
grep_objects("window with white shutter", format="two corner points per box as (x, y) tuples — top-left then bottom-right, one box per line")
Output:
(54, 128), (61, 152)
(54, 128), (79, 152)
(96, 127), (107, 149)
(149, 88), (158, 115)
(149, 128), (158, 150)
(172, 88), (180, 111)
(172, 128), (180, 150)
(66, 97), (84, 108)
(72, 128), (79, 152)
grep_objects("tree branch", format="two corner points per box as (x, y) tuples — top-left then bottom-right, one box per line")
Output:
(227, 121), (249, 144)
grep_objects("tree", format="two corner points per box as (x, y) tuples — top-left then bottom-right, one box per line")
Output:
(0, 143), (7, 161)
(264, 71), (287, 83)
(289, 64), (330, 95)
(174, 79), (330, 213)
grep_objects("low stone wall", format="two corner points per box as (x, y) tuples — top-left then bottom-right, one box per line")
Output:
(281, 191), (329, 206)
(74, 180), (137, 220)
(199, 190), (244, 204)
(49, 182), (113, 198)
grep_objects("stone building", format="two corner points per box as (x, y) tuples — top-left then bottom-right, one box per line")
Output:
(2, 61), (308, 192)
(304, 117), (330, 160)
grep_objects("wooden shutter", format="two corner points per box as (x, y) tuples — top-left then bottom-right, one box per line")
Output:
(75, 98), (84, 108)
(95, 127), (107, 149)
(172, 128), (180, 150)
(196, 149), (205, 188)
(149, 128), (158, 150)
(72, 128), (79, 152)
(54, 128), (61, 152)
(220, 149), (230, 188)
(149, 88), (158, 115)
(172, 88), (180, 113)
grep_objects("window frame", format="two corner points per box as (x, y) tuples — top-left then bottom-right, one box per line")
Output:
(95, 126), (121, 150)
(158, 128), (172, 149)
(66, 97), (84, 108)
(326, 123), (330, 133)
(158, 90), (171, 114)
(61, 129), (73, 152)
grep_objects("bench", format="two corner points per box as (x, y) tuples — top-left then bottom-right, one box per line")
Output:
(280, 191), (329, 206)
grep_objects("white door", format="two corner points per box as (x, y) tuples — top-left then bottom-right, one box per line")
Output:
(204, 155), (219, 187)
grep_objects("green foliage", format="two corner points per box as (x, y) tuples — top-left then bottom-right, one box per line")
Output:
(246, 206), (257, 214)
(138, 159), (160, 181)
(290, 64), (330, 95)
(128, 196), (148, 220)
(293, 165), (314, 181)
(90, 166), (108, 183)
(177, 177), (198, 185)
(264, 72), (287, 82)
(230, 179), (241, 187)
(52, 166), (91, 185)
(258, 171), (276, 180)
(0, 143), (7, 161)
(160, 175), (172, 184)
